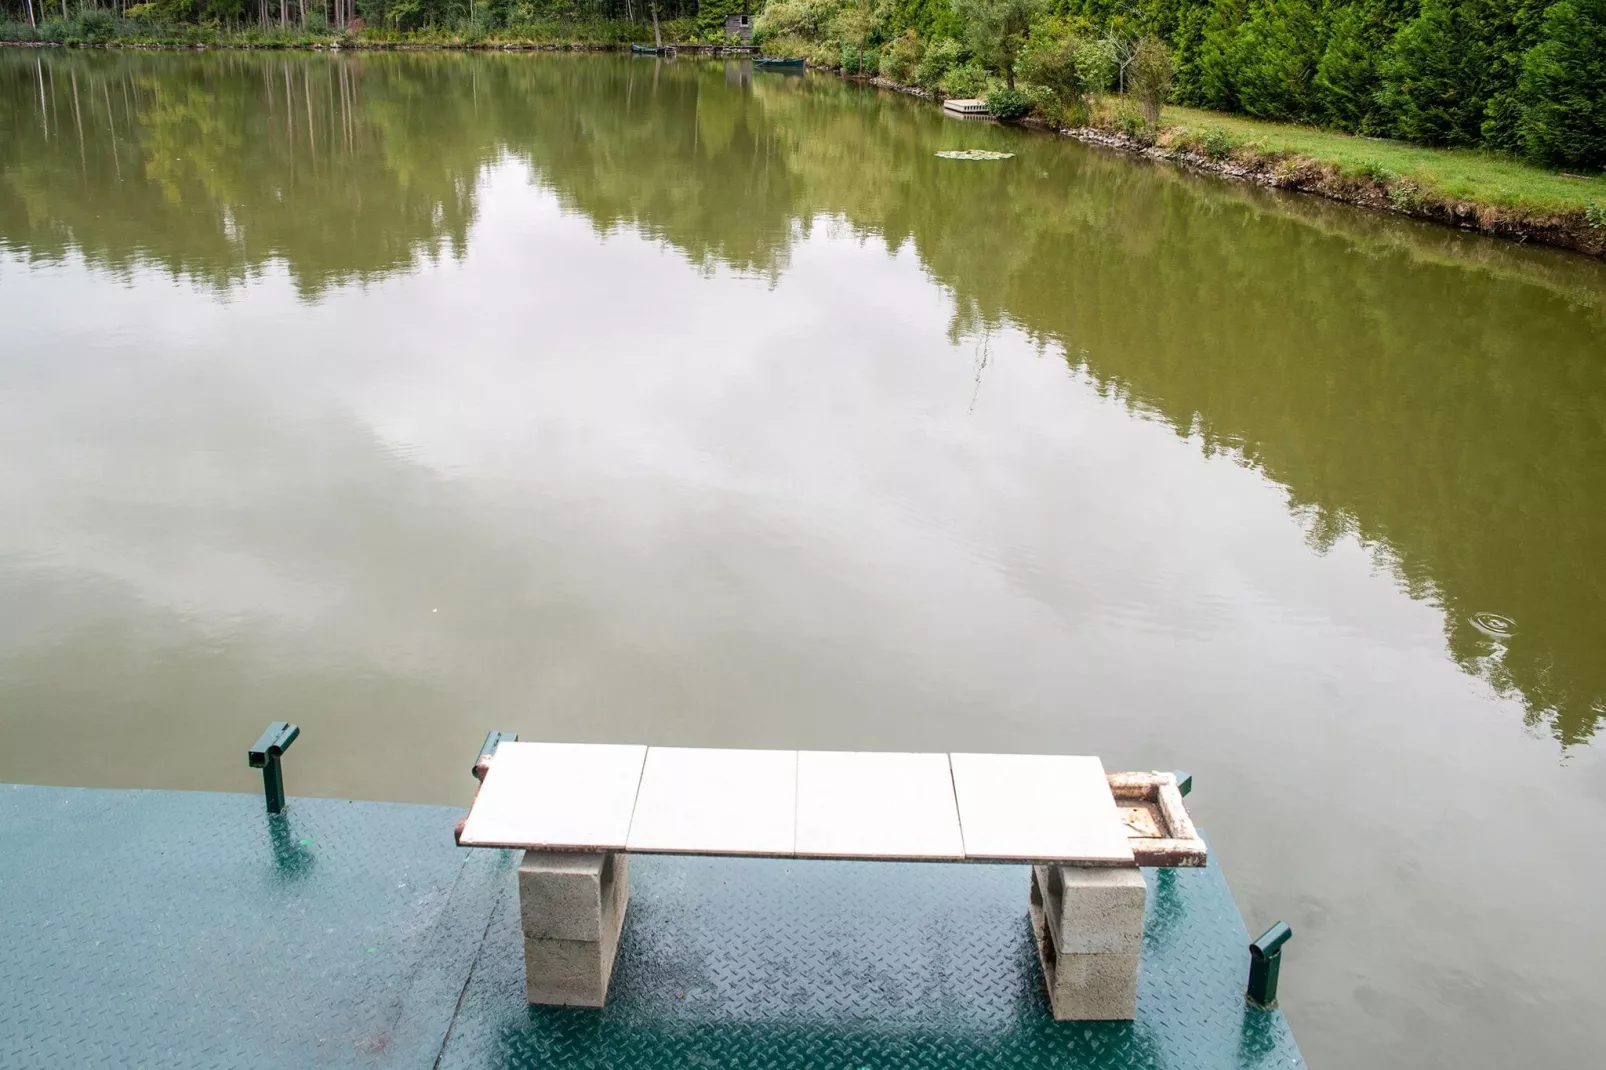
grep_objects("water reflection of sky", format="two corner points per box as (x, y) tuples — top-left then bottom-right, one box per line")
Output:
(2, 167), (1491, 762)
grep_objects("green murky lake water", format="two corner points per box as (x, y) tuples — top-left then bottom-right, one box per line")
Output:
(2, 49), (1605, 1069)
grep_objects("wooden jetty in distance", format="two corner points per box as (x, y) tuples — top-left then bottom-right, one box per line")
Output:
(942, 98), (991, 117)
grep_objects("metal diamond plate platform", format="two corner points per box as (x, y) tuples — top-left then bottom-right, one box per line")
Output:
(0, 784), (1302, 1069)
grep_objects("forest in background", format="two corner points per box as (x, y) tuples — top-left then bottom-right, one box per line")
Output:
(1, 0), (1602, 170)
(0, 0), (734, 45)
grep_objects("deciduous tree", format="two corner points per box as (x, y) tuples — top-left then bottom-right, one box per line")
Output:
(950, 0), (1045, 89)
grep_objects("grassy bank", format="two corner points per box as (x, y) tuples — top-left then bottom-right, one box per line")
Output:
(1056, 103), (1606, 257)
(1157, 105), (1606, 218)
(1099, 101), (1606, 255)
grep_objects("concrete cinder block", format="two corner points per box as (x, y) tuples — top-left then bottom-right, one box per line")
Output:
(1030, 868), (1140, 1021)
(522, 856), (628, 1007)
(518, 850), (629, 942)
(1048, 951), (1141, 1021)
(1034, 862), (1146, 955)
(522, 931), (620, 1007)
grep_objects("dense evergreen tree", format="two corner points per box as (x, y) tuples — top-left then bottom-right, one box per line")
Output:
(1474, 0), (1547, 152)
(1156, 3), (1212, 104)
(1313, 0), (1390, 132)
(1518, 0), (1606, 168)
(1376, 0), (1494, 146)
(1228, 0), (1322, 121)
(1194, 0), (1249, 110)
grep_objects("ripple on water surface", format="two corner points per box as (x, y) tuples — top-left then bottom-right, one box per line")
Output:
(1469, 612), (1517, 639)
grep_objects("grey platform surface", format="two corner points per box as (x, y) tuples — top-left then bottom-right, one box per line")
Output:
(0, 783), (1303, 1069)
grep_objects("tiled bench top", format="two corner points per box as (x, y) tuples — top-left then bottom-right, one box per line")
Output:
(458, 742), (1135, 865)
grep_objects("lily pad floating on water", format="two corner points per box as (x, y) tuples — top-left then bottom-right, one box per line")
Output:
(935, 149), (1015, 161)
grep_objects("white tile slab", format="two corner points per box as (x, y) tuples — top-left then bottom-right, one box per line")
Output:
(950, 753), (1134, 864)
(626, 747), (797, 856)
(458, 741), (647, 851)
(794, 751), (964, 860)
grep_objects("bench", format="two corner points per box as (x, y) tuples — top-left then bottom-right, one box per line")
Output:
(456, 741), (1205, 1021)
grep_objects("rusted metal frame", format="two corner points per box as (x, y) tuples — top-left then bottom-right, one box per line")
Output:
(1107, 770), (1208, 868)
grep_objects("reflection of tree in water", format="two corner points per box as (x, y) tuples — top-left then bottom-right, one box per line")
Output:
(1, 50), (478, 297)
(3, 49), (1603, 744)
(497, 56), (800, 278)
(972, 182), (1605, 745)
(709, 75), (1606, 746)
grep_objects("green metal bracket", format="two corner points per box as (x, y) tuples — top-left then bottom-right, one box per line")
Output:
(1247, 921), (1293, 1007)
(1173, 770), (1193, 797)
(472, 730), (518, 781)
(248, 721), (300, 815)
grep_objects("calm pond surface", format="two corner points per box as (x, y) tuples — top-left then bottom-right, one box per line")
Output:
(3, 49), (1605, 1069)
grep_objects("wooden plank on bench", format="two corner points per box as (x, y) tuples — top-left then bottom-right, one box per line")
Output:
(626, 747), (798, 856)
(794, 751), (964, 860)
(457, 741), (647, 851)
(950, 753), (1134, 865)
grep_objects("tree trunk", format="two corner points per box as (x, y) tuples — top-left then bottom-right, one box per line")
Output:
(25, 0), (36, 29)
(651, 1), (661, 48)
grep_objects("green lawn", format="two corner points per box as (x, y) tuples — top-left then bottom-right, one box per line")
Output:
(1157, 104), (1606, 215)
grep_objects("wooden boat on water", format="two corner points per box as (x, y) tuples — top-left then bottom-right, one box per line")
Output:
(753, 56), (806, 70)
(631, 43), (675, 55)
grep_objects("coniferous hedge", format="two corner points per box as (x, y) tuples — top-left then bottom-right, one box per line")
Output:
(1051, 0), (1604, 167)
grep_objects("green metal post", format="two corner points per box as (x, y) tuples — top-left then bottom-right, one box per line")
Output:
(1174, 770), (1193, 797)
(248, 721), (300, 815)
(472, 730), (518, 780)
(263, 758), (284, 814)
(1247, 921), (1293, 1007)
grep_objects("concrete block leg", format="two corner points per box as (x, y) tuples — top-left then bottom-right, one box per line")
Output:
(519, 851), (628, 1007)
(1029, 865), (1145, 1021)
(1039, 863), (1146, 955)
